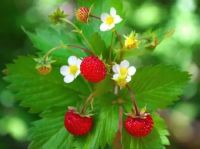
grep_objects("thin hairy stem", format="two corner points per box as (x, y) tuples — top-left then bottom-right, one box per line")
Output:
(113, 30), (125, 61)
(43, 44), (93, 60)
(114, 30), (123, 48)
(89, 14), (101, 20)
(81, 93), (95, 114)
(67, 45), (95, 55)
(109, 31), (115, 63)
(126, 85), (140, 116)
(61, 18), (93, 50)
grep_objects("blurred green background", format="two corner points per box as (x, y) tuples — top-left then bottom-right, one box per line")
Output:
(0, 0), (200, 149)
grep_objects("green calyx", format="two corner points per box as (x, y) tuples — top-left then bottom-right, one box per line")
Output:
(49, 8), (68, 24)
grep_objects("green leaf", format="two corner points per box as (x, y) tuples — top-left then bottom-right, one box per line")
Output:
(5, 56), (90, 113)
(122, 113), (169, 149)
(29, 106), (75, 149)
(74, 105), (119, 149)
(127, 65), (190, 111)
(23, 27), (87, 60)
(89, 32), (107, 57)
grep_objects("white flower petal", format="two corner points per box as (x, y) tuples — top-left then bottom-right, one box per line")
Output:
(100, 23), (110, 31)
(110, 7), (116, 16)
(126, 76), (131, 82)
(76, 59), (82, 67)
(112, 74), (120, 80)
(64, 74), (75, 83)
(101, 13), (109, 22)
(112, 64), (120, 73)
(75, 70), (80, 77)
(114, 15), (122, 24)
(68, 56), (77, 65)
(128, 66), (136, 76)
(60, 65), (69, 76)
(120, 60), (129, 68)
(107, 23), (115, 30)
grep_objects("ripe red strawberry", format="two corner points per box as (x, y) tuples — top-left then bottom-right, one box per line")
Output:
(80, 56), (106, 83)
(64, 108), (93, 136)
(76, 7), (90, 23)
(125, 114), (154, 137)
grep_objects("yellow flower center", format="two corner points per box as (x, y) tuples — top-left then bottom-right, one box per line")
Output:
(116, 76), (127, 88)
(120, 67), (128, 77)
(69, 65), (78, 75)
(105, 16), (114, 25)
(126, 38), (134, 45)
(124, 33), (139, 49)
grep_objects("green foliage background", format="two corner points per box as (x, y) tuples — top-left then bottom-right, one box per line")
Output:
(0, 0), (200, 149)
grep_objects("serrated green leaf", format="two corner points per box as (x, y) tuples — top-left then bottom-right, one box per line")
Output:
(74, 105), (119, 149)
(29, 106), (75, 149)
(5, 56), (90, 112)
(23, 27), (87, 60)
(126, 65), (190, 111)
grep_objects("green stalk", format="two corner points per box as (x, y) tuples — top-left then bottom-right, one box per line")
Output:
(126, 85), (140, 116)
(61, 18), (93, 51)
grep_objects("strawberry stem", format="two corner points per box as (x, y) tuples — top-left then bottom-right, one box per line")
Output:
(43, 44), (94, 61)
(89, 14), (100, 20)
(114, 30), (123, 49)
(67, 45), (95, 55)
(61, 18), (93, 50)
(113, 30), (125, 61)
(126, 85), (140, 116)
(81, 93), (95, 114)
(109, 31), (115, 63)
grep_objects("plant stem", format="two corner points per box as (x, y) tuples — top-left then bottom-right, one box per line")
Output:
(61, 18), (93, 50)
(126, 85), (140, 116)
(81, 93), (95, 114)
(67, 45), (95, 55)
(109, 31), (115, 63)
(89, 14), (100, 20)
(113, 30), (125, 61)
(43, 44), (93, 61)
(113, 85), (123, 149)
(114, 30), (123, 48)
(43, 46), (64, 61)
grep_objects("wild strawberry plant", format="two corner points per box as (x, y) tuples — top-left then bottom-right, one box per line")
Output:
(5, 0), (190, 149)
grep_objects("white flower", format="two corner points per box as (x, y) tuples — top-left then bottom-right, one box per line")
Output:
(100, 7), (122, 31)
(112, 60), (136, 88)
(60, 56), (82, 83)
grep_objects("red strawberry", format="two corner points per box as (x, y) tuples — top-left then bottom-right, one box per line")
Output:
(76, 7), (90, 23)
(80, 56), (106, 83)
(64, 108), (93, 136)
(125, 114), (154, 137)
